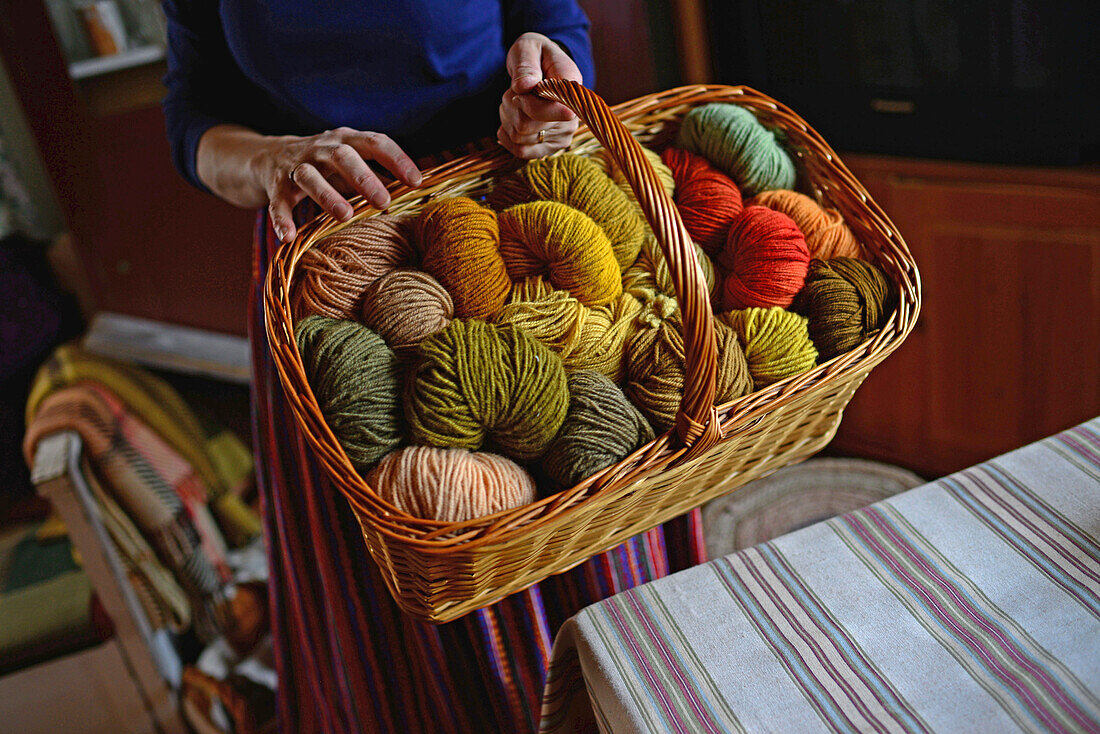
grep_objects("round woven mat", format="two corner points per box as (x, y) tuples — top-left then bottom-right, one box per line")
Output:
(702, 457), (924, 560)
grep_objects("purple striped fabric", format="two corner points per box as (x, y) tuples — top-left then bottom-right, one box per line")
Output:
(249, 208), (706, 733)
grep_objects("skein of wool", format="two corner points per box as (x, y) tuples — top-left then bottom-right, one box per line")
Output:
(622, 231), (716, 300)
(660, 147), (743, 255)
(406, 319), (568, 461)
(367, 446), (536, 523)
(719, 205), (810, 311)
(412, 198), (510, 320)
(294, 315), (403, 471)
(748, 190), (862, 260)
(487, 154), (645, 271)
(495, 277), (643, 382)
(360, 268), (453, 354)
(717, 307), (818, 389)
(498, 201), (623, 307)
(544, 370), (655, 489)
(292, 213), (415, 320)
(792, 257), (897, 362)
(677, 103), (797, 196)
(626, 298), (752, 431)
(591, 145), (676, 210)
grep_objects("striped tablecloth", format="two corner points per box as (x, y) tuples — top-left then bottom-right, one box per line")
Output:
(541, 418), (1100, 734)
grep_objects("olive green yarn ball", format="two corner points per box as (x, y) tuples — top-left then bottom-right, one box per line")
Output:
(294, 315), (404, 472)
(406, 319), (569, 462)
(717, 307), (818, 389)
(544, 370), (655, 489)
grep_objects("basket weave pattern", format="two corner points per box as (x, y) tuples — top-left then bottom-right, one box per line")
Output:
(264, 83), (921, 622)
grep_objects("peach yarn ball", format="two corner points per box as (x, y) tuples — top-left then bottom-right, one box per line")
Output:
(368, 446), (536, 523)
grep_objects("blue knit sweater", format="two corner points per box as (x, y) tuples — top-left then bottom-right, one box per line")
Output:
(162, 0), (594, 191)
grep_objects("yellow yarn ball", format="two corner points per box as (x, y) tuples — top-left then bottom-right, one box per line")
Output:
(412, 198), (510, 320)
(717, 307), (819, 389)
(368, 446), (536, 523)
(495, 277), (643, 382)
(487, 154), (645, 272)
(626, 299), (752, 431)
(406, 319), (568, 462)
(498, 201), (623, 307)
(622, 231), (716, 301)
(590, 145), (676, 211)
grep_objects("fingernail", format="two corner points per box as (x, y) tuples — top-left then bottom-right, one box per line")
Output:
(371, 190), (390, 209)
(406, 168), (423, 185)
(336, 203), (353, 220)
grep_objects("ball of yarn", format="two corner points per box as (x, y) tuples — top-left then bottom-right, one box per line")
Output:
(360, 268), (453, 353)
(748, 190), (862, 260)
(626, 299), (752, 431)
(661, 147), (743, 255)
(622, 231), (716, 300)
(412, 198), (510, 320)
(677, 103), (797, 196)
(294, 315), (403, 471)
(591, 145), (676, 210)
(544, 370), (655, 489)
(293, 214), (415, 320)
(367, 446), (536, 523)
(718, 205), (810, 311)
(718, 307), (818, 389)
(495, 277), (643, 382)
(792, 257), (897, 362)
(406, 319), (568, 461)
(487, 154), (645, 271)
(498, 201), (623, 307)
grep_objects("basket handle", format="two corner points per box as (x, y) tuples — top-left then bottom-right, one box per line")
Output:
(534, 79), (722, 456)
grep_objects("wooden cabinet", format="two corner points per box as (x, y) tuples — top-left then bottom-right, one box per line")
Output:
(830, 155), (1100, 478)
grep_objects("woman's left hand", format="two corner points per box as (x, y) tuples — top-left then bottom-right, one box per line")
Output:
(498, 32), (583, 159)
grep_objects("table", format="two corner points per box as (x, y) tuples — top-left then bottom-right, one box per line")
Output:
(541, 418), (1100, 733)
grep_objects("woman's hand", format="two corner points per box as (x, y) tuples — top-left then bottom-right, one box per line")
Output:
(498, 32), (583, 159)
(197, 125), (423, 243)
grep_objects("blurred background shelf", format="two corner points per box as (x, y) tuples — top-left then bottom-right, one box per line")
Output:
(68, 44), (162, 80)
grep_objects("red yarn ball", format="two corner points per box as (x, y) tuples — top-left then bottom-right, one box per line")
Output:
(661, 147), (742, 256)
(718, 205), (810, 310)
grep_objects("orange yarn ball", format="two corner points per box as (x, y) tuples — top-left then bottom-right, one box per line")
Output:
(413, 198), (510, 320)
(747, 190), (862, 260)
(498, 201), (623, 307)
(292, 214), (415, 320)
(718, 205), (810, 311)
(661, 147), (743, 256)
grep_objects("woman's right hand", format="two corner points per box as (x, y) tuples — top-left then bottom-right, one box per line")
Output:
(197, 124), (423, 244)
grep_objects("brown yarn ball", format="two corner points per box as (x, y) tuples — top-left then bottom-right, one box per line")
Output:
(368, 446), (536, 523)
(622, 231), (717, 300)
(292, 214), (416, 320)
(625, 297), (752, 431)
(360, 268), (453, 354)
(413, 198), (511, 320)
(748, 190), (863, 260)
(544, 370), (655, 489)
(487, 154), (645, 271)
(498, 201), (623, 307)
(792, 257), (897, 361)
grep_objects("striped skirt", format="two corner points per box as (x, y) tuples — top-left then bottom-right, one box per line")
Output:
(249, 210), (706, 733)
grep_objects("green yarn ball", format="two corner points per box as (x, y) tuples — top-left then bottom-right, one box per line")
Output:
(717, 307), (818, 389)
(294, 315), (403, 472)
(677, 103), (797, 196)
(793, 257), (897, 362)
(544, 370), (655, 489)
(406, 319), (569, 462)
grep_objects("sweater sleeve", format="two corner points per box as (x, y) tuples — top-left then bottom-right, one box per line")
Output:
(161, 0), (297, 192)
(505, 0), (596, 88)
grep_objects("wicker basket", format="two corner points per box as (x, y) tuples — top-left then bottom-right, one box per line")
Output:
(264, 81), (921, 623)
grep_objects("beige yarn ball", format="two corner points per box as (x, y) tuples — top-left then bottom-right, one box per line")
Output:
(361, 268), (453, 353)
(367, 446), (537, 522)
(622, 232), (717, 300)
(591, 146), (676, 208)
